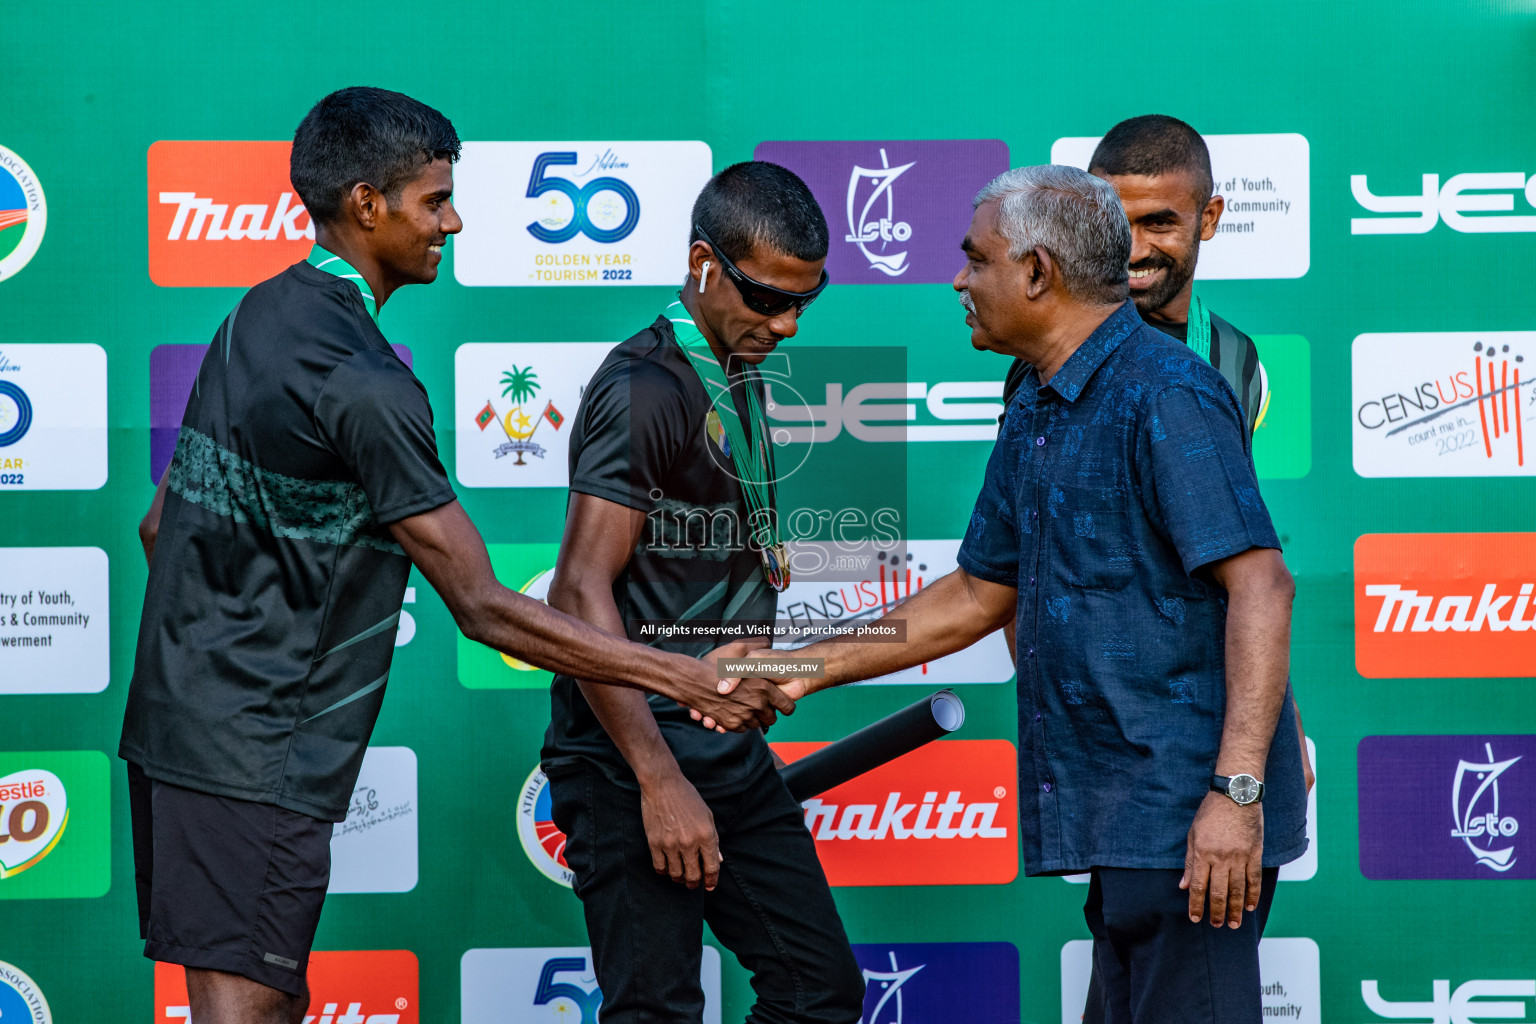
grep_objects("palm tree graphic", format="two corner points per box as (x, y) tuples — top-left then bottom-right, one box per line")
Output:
(499, 365), (542, 464)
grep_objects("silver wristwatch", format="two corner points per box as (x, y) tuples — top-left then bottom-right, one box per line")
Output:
(1212, 773), (1264, 806)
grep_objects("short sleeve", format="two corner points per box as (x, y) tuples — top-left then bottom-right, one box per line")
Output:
(314, 351), (456, 524)
(957, 432), (1022, 587)
(568, 360), (690, 511)
(1140, 380), (1280, 575)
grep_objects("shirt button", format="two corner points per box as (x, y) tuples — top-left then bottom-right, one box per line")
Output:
(1035, 436), (1046, 446)
(1034, 711), (1043, 722)
(1027, 647), (1035, 656)
(1029, 576), (1035, 584)
(1042, 782), (1053, 793)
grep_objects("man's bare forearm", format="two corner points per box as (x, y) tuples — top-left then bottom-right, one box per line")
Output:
(798, 569), (1016, 694)
(1212, 550), (1295, 778)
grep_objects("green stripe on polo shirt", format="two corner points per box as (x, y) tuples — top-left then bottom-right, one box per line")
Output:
(308, 244), (378, 322)
(167, 426), (403, 554)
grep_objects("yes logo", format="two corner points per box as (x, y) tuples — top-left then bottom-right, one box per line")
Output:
(1363, 979), (1536, 1022)
(1352, 173), (1536, 234)
(460, 946), (723, 1023)
(0, 752), (109, 900)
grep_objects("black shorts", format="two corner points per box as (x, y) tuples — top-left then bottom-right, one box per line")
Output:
(128, 761), (332, 996)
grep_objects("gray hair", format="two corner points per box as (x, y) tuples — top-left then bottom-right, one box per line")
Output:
(972, 165), (1131, 304)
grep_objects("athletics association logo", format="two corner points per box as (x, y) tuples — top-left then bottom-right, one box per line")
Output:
(0, 145), (46, 283)
(147, 141), (314, 287)
(517, 766), (573, 888)
(453, 142), (711, 287)
(772, 739), (1017, 886)
(1359, 734), (1534, 880)
(1353, 332), (1533, 478)
(455, 343), (606, 488)
(0, 960), (51, 1024)
(157, 951), (418, 1022)
(0, 769), (67, 879)
(853, 942), (1019, 1024)
(753, 140), (1008, 285)
(1352, 170), (1536, 234)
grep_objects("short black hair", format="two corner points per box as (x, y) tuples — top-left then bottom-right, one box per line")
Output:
(291, 86), (461, 224)
(1088, 115), (1214, 204)
(689, 161), (828, 263)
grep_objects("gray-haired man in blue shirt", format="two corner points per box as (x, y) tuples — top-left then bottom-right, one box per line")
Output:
(730, 165), (1306, 1024)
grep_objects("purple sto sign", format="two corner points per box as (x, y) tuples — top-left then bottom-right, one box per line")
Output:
(753, 140), (1009, 285)
(150, 343), (412, 482)
(1358, 734), (1535, 880)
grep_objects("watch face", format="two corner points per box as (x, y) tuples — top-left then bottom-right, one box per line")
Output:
(1230, 774), (1261, 804)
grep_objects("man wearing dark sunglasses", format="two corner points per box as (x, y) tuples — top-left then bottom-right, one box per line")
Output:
(540, 161), (864, 1024)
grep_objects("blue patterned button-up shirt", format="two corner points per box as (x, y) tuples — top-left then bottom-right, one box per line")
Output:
(958, 300), (1307, 874)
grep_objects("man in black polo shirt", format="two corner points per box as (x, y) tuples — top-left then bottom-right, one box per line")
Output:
(1001, 116), (1265, 430)
(542, 162), (865, 1024)
(121, 89), (787, 1024)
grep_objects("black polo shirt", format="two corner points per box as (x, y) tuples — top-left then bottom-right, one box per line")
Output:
(1001, 307), (1266, 436)
(541, 316), (777, 796)
(120, 259), (455, 822)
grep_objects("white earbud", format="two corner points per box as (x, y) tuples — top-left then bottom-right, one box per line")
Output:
(699, 260), (711, 293)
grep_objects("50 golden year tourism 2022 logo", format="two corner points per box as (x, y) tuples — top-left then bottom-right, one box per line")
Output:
(0, 145), (46, 283)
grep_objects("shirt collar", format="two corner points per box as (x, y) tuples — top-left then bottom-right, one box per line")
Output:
(1041, 300), (1142, 403)
(306, 245), (378, 323)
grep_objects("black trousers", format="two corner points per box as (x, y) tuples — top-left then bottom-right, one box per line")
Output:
(547, 762), (865, 1024)
(1082, 866), (1280, 1024)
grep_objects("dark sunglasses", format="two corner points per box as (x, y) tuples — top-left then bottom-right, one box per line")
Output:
(694, 225), (829, 317)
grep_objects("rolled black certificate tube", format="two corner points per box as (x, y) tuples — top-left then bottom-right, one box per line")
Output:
(780, 690), (965, 803)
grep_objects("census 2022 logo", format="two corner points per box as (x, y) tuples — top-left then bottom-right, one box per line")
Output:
(0, 960), (51, 1024)
(1353, 332), (1534, 478)
(1358, 734), (1534, 880)
(461, 946), (722, 1024)
(147, 141), (315, 287)
(753, 140), (1009, 285)
(0, 145), (46, 283)
(1363, 978), (1536, 1023)
(454, 343), (606, 488)
(453, 142), (711, 287)
(776, 539), (1012, 685)
(1352, 171), (1536, 234)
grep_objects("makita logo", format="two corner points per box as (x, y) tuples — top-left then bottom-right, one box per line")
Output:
(166, 1001), (402, 1023)
(803, 790), (1009, 841)
(155, 951), (416, 1023)
(1352, 172), (1536, 234)
(1355, 533), (1536, 678)
(1364, 583), (1536, 633)
(147, 141), (316, 287)
(773, 739), (1018, 886)
(157, 191), (313, 241)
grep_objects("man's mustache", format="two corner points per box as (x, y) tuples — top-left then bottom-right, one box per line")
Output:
(958, 290), (977, 314)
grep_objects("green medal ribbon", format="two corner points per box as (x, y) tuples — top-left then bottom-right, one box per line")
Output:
(664, 301), (789, 590)
(1186, 294), (1212, 364)
(307, 245), (379, 323)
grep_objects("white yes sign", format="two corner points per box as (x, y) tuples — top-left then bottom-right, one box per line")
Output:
(1352, 173), (1536, 233)
(1363, 979), (1536, 1023)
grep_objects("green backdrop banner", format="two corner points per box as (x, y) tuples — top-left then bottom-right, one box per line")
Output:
(3, 2), (1535, 1021)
